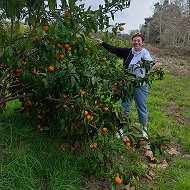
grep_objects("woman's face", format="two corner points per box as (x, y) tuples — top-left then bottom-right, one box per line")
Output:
(132, 36), (143, 51)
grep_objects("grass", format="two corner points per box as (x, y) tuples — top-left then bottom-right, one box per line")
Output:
(127, 67), (190, 189)
(1, 67), (190, 189)
(0, 101), (84, 190)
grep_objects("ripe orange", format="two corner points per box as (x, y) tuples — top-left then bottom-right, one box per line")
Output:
(90, 143), (97, 148)
(42, 25), (49, 32)
(125, 140), (131, 147)
(63, 44), (70, 49)
(67, 47), (72, 51)
(89, 115), (94, 121)
(139, 139), (145, 146)
(80, 89), (85, 95)
(63, 94), (68, 99)
(70, 105), (74, 109)
(16, 68), (22, 73)
(119, 26), (124, 31)
(83, 110), (89, 116)
(102, 57), (107, 61)
(86, 114), (91, 120)
(47, 66), (54, 72)
(103, 107), (109, 111)
(59, 53), (65, 60)
(115, 176), (122, 185)
(63, 104), (67, 109)
(102, 127), (108, 133)
(31, 67), (37, 75)
(97, 57), (101, 61)
(22, 60), (27, 66)
(83, 47), (88, 52)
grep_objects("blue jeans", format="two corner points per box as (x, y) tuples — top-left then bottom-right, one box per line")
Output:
(122, 84), (148, 125)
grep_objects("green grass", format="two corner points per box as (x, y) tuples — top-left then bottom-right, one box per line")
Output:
(0, 101), (84, 190)
(128, 68), (190, 189)
(1, 67), (190, 189)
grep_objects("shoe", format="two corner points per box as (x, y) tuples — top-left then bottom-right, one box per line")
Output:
(116, 128), (124, 139)
(142, 127), (148, 139)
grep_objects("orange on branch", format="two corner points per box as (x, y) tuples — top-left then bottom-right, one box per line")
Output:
(47, 66), (54, 72)
(59, 53), (65, 60)
(103, 107), (109, 111)
(83, 47), (88, 52)
(119, 26), (124, 31)
(83, 110), (89, 116)
(115, 176), (122, 185)
(42, 25), (49, 32)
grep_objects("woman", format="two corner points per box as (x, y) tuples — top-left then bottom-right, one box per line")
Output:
(96, 33), (161, 140)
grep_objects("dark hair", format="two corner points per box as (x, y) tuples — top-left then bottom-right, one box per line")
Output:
(132, 33), (144, 42)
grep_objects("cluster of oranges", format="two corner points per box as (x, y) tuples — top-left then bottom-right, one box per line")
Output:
(83, 110), (94, 121)
(90, 142), (97, 149)
(97, 57), (107, 61)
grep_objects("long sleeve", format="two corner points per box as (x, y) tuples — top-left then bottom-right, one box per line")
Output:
(102, 42), (131, 59)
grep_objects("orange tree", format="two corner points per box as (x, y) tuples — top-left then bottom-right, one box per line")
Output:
(0, 0), (165, 187)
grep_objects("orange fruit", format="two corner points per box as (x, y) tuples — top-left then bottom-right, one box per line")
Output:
(83, 110), (89, 116)
(42, 25), (49, 32)
(86, 114), (91, 120)
(63, 94), (68, 99)
(89, 115), (94, 121)
(16, 68), (22, 73)
(22, 60), (27, 66)
(31, 67), (37, 75)
(67, 47), (72, 51)
(125, 140), (131, 147)
(63, 44), (70, 49)
(119, 26), (124, 31)
(59, 53), (65, 60)
(102, 57), (107, 61)
(97, 57), (101, 61)
(90, 143), (97, 149)
(139, 139), (145, 146)
(115, 176), (122, 185)
(80, 89), (85, 95)
(83, 47), (88, 52)
(103, 107), (109, 111)
(102, 128), (108, 133)
(70, 105), (74, 109)
(63, 104), (67, 109)
(47, 66), (54, 72)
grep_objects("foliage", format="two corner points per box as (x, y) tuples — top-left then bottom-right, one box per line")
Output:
(0, 0), (165, 187)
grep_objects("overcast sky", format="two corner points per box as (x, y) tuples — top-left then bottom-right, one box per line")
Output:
(78, 0), (159, 34)
(57, 0), (159, 34)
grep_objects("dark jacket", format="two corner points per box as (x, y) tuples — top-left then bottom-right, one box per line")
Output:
(102, 42), (134, 69)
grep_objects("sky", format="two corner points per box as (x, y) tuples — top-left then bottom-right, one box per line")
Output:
(79, 0), (159, 34)
(57, 0), (159, 34)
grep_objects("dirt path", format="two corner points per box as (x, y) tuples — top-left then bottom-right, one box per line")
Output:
(146, 44), (190, 76)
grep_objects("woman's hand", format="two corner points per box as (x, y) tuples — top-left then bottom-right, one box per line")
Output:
(152, 61), (161, 69)
(95, 38), (103, 45)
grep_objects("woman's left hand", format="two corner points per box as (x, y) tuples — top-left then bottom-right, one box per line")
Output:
(152, 62), (161, 69)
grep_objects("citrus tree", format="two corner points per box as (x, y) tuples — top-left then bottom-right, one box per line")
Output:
(0, 0), (165, 188)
